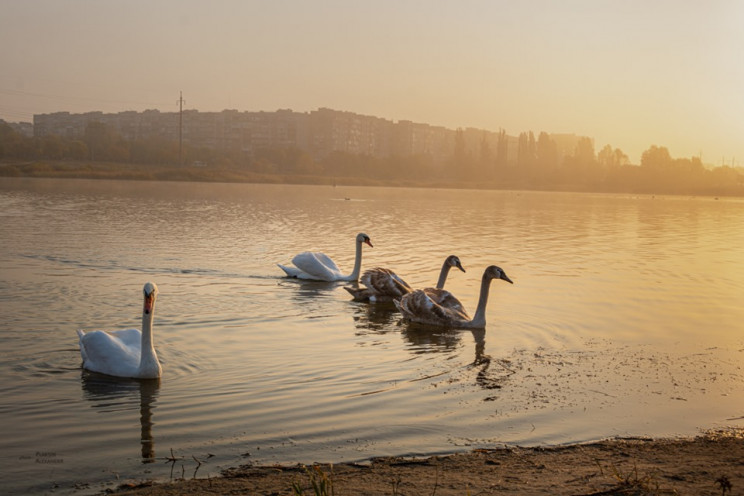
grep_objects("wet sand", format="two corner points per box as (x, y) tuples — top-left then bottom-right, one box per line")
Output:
(112, 431), (743, 495)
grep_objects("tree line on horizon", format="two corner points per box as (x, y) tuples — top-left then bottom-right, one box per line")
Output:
(1, 120), (741, 195)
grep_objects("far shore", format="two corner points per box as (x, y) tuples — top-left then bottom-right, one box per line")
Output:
(109, 431), (743, 496)
(2, 160), (743, 197)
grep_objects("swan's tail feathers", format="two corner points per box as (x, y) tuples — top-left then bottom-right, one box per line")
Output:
(344, 286), (363, 299)
(393, 298), (404, 313)
(76, 329), (87, 362)
(277, 263), (298, 278)
(344, 286), (374, 301)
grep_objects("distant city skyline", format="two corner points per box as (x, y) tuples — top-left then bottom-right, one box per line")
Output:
(6, 106), (740, 197)
(1, 1), (742, 166)
(29, 106), (533, 165)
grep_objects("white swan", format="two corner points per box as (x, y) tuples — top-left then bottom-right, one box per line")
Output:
(277, 232), (373, 281)
(77, 282), (162, 379)
(345, 254), (466, 303)
(394, 265), (513, 329)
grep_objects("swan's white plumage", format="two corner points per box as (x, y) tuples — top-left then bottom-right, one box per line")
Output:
(395, 265), (512, 329)
(278, 233), (372, 282)
(77, 282), (162, 379)
(77, 328), (142, 372)
(289, 252), (343, 280)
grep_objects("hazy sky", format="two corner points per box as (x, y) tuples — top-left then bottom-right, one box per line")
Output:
(1, 0), (742, 165)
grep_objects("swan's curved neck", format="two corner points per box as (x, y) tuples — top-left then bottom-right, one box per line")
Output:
(348, 240), (364, 280)
(470, 273), (494, 328)
(435, 261), (452, 289)
(139, 308), (159, 373)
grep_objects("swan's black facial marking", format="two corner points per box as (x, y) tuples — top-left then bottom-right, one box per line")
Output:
(144, 294), (155, 314)
(143, 282), (158, 314)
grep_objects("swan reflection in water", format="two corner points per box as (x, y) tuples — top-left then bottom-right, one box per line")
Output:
(355, 306), (516, 392)
(80, 372), (160, 463)
(351, 300), (400, 333)
(404, 327), (515, 391)
(400, 324), (463, 352)
(469, 328), (516, 391)
(280, 278), (344, 314)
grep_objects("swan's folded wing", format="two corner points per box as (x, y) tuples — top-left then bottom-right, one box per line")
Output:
(291, 251), (341, 281)
(362, 268), (412, 297)
(78, 329), (140, 373)
(397, 289), (433, 316)
(423, 288), (469, 319)
(397, 289), (461, 325)
(108, 328), (144, 348)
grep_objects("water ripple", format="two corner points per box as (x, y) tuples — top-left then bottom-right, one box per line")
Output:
(1, 179), (744, 494)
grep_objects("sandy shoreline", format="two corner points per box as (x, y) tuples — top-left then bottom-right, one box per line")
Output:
(109, 431), (743, 495)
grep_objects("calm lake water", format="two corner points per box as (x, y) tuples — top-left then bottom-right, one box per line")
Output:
(1, 177), (743, 494)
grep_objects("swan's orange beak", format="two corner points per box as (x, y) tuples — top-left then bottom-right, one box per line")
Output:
(364, 238), (373, 248)
(144, 294), (155, 314)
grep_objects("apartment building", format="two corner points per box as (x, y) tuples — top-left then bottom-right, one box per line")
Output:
(33, 107), (574, 165)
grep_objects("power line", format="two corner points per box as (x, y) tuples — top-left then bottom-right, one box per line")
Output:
(178, 91), (185, 165)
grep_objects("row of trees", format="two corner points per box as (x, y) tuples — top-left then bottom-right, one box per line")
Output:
(452, 130), (616, 185)
(448, 129), (741, 194)
(1, 120), (742, 195)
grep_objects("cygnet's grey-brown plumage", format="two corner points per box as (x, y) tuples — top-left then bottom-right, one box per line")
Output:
(395, 265), (513, 329)
(345, 255), (465, 303)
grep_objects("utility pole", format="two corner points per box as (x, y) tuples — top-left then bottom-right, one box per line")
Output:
(177, 91), (185, 165)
